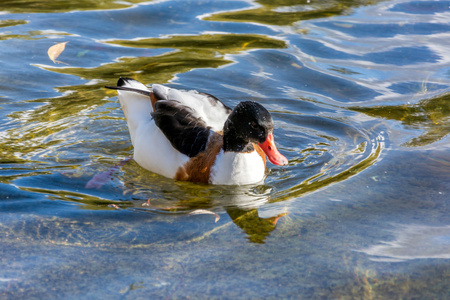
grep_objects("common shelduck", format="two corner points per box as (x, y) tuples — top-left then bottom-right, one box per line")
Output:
(106, 78), (288, 185)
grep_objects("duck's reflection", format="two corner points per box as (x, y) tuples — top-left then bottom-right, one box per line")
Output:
(85, 160), (288, 243)
(215, 186), (286, 243)
(225, 207), (286, 243)
(117, 180), (288, 244)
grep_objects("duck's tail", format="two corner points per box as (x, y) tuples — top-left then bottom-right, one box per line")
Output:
(106, 77), (154, 145)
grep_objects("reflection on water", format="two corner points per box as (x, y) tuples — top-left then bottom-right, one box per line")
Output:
(106, 33), (287, 50)
(0, 183), (284, 246)
(360, 225), (450, 262)
(1, 0), (449, 298)
(0, 0), (153, 13)
(204, 0), (384, 25)
(352, 93), (450, 147)
(273, 133), (384, 201)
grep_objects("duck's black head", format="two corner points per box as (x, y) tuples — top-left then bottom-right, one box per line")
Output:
(223, 101), (288, 166)
(224, 101), (273, 148)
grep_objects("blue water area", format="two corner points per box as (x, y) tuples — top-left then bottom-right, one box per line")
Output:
(0, 0), (449, 298)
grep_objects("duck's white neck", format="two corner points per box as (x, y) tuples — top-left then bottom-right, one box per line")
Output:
(209, 150), (265, 185)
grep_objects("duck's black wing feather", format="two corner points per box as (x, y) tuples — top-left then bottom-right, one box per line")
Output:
(151, 100), (211, 158)
(105, 77), (152, 97)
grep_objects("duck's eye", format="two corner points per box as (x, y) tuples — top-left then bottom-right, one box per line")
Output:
(249, 121), (258, 129)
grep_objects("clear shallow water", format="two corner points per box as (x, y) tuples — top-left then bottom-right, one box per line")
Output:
(0, 0), (449, 298)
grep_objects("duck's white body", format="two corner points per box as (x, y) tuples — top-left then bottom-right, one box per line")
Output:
(110, 78), (287, 185)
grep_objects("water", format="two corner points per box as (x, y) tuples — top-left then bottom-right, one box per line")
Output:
(1, 0), (449, 298)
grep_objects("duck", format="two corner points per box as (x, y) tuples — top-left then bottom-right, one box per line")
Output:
(106, 77), (288, 185)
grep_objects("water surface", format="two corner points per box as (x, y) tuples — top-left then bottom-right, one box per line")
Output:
(1, 0), (449, 298)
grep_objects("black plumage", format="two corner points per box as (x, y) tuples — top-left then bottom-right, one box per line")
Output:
(151, 100), (211, 158)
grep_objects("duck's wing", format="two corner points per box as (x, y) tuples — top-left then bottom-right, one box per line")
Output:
(107, 79), (232, 132)
(152, 84), (232, 132)
(105, 78), (229, 157)
(151, 100), (212, 158)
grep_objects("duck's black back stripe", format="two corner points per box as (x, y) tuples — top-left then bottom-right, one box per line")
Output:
(152, 100), (210, 158)
(105, 86), (151, 97)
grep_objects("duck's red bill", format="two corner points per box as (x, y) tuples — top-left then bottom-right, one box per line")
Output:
(258, 133), (288, 166)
